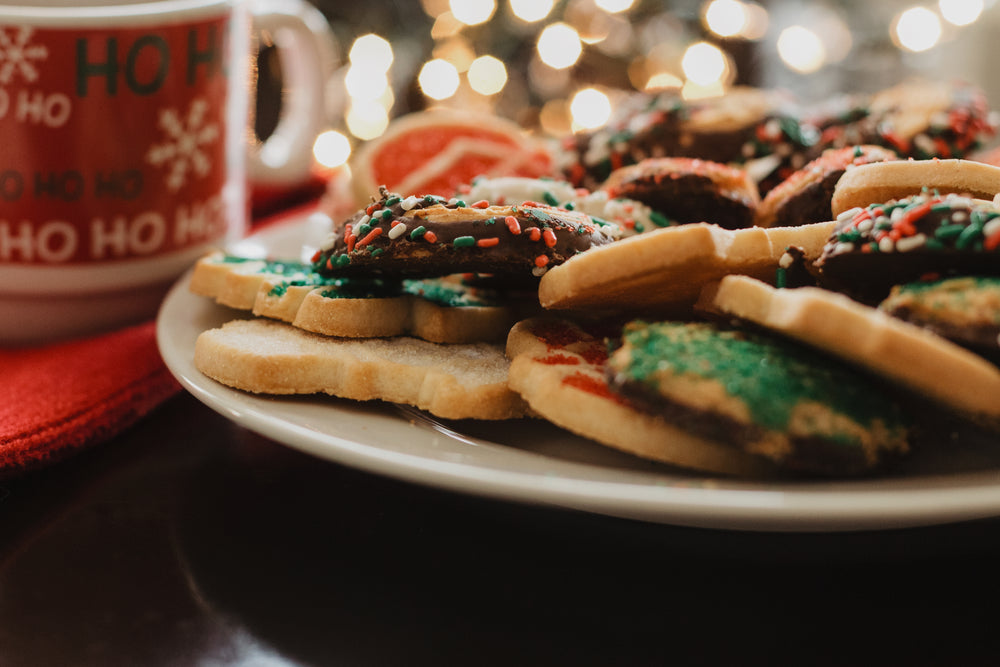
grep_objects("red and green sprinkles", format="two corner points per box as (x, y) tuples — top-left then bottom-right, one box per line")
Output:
(311, 187), (617, 277)
(825, 192), (1000, 257)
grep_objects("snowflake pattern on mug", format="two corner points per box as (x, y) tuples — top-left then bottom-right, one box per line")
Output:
(145, 98), (220, 192)
(0, 26), (48, 84)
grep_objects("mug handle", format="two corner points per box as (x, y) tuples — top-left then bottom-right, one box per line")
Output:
(247, 0), (338, 186)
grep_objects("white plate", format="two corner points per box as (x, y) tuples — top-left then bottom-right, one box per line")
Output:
(156, 212), (1000, 532)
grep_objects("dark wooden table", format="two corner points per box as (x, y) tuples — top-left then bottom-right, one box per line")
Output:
(2, 391), (1000, 666)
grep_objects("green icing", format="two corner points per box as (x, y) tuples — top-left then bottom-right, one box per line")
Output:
(613, 321), (905, 435)
(402, 278), (499, 307)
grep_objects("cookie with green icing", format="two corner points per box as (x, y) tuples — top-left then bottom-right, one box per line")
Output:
(310, 187), (620, 280)
(189, 252), (534, 343)
(817, 192), (1000, 302)
(705, 274), (1000, 425)
(605, 320), (910, 476)
(880, 276), (1000, 361)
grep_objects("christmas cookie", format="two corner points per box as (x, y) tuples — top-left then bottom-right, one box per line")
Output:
(755, 145), (898, 227)
(830, 159), (1000, 217)
(537, 220), (835, 314)
(195, 318), (528, 420)
(350, 109), (553, 205)
(189, 253), (331, 310)
(879, 276), (1000, 361)
(605, 320), (910, 476)
(558, 86), (815, 190)
(456, 175), (660, 235)
(505, 317), (775, 476)
(703, 274), (1000, 423)
(190, 252), (529, 343)
(817, 192), (1000, 302)
(601, 157), (760, 229)
(809, 80), (996, 160)
(311, 187), (621, 279)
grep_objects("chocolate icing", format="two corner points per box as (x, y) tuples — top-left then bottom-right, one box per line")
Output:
(312, 189), (619, 279)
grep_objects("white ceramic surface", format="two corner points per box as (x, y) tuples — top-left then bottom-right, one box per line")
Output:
(156, 214), (1000, 532)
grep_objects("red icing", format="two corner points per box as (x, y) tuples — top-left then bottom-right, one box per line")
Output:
(537, 354), (580, 366)
(370, 127), (552, 196)
(562, 372), (630, 407)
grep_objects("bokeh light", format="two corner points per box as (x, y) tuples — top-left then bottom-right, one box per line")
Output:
(312, 130), (352, 168)
(681, 41), (728, 86)
(344, 66), (389, 102)
(704, 0), (747, 38)
(939, 0), (983, 26)
(468, 55), (508, 95)
(595, 0), (635, 12)
(509, 0), (554, 22)
(347, 102), (390, 140)
(777, 25), (827, 73)
(450, 0), (496, 25)
(537, 22), (583, 69)
(418, 59), (461, 99)
(348, 34), (393, 72)
(893, 6), (943, 52)
(570, 87), (612, 131)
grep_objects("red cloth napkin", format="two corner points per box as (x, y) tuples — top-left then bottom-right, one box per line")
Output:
(0, 321), (181, 475)
(0, 176), (332, 477)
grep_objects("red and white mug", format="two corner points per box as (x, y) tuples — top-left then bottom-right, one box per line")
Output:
(0, 0), (336, 344)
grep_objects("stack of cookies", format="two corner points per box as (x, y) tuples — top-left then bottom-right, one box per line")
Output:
(189, 78), (1000, 478)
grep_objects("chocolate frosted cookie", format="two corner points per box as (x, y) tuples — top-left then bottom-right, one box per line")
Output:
(817, 192), (1000, 301)
(880, 276), (1000, 362)
(602, 157), (760, 229)
(558, 87), (816, 190)
(604, 320), (910, 476)
(756, 145), (897, 227)
(809, 80), (996, 159)
(311, 187), (621, 279)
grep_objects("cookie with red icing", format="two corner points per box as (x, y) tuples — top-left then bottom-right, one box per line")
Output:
(311, 187), (621, 279)
(755, 145), (898, 228)
(601, 157), (760, 230)
(350, 109), (554, 205)
(505, 316), (775, 476)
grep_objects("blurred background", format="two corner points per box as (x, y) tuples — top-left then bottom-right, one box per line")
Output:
(254, 0), (1000, 172)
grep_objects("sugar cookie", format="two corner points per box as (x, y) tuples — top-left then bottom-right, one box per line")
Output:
(195, 318), (528, 420)
(537, 220), (835, 314)
(829, 159), (1000, 216)
(703, 274), (1000, 422)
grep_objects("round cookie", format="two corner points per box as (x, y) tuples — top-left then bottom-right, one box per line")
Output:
(558, 86), (816, 190)
(809, 80), (996, 160)
(601, 157), (760, 229)
(879, 276), (1000, 361)
(703, 274), (1000, 423)
(817, 192), (1000, 302)
(537, 220), (836, 314)
(456, 176), (661, 235)
(505, 316), (776, 477)
(605, 320), (910, 476)
(830, 158), (1000, 216)
(311, 187), (621, 279)
(756, 145), (898, 227)
(350, 109), (553, 205)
